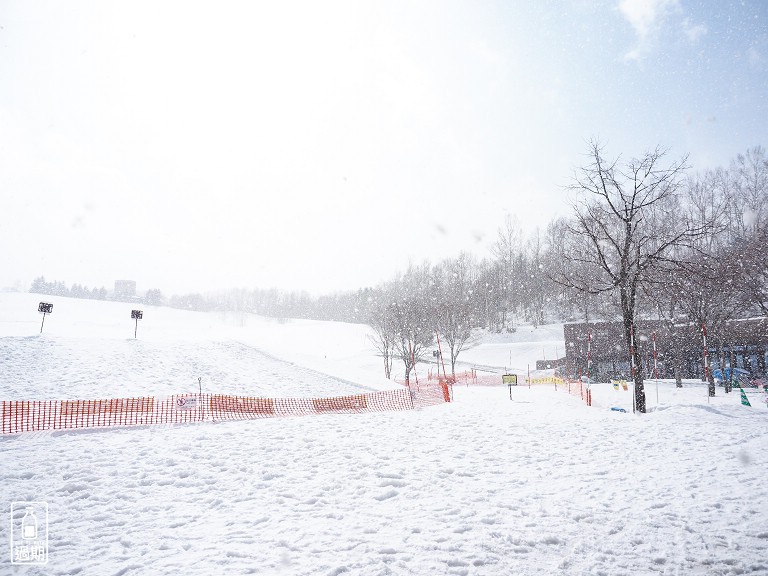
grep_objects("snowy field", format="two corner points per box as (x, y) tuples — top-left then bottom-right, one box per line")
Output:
(458, 323), (566, 376)
(2, 293), (768, 575)
(0, 292), (396, 400)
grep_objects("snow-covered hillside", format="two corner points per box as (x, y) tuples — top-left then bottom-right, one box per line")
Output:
(0, 292), (568, 398)
(459, 323), (566, 375)
(0, 292), (398, 400)
(1, 292), (767, 575)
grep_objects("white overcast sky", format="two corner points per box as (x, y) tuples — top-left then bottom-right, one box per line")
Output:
(1, 0), (766, 296)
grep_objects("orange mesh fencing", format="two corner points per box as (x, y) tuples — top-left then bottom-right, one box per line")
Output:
(399, 369), (503, 387)
(313, 394), (368, 413)
(209, 394), (276, 416)
(551, 379), (592, 406)
(0, 384), (450, 435)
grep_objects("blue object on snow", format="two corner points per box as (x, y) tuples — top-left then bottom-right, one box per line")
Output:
(610, 407), (627, 413)
(712, 366), (751, 383)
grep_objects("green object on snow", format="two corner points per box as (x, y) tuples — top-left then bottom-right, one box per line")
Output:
(739, 387), (752, 407)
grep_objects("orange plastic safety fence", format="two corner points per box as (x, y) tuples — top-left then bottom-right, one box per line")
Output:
(401, 369), (498, 387)
(554, 380), (592, 407)
(0, 384), (451, 435)
(424, 370), (511, 387)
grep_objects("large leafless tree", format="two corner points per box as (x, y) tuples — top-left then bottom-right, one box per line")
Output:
(560, 140), (705, 412)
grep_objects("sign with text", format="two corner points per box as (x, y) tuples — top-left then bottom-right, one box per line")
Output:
(175, 397), (198, 411)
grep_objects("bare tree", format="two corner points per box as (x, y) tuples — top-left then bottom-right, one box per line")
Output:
(523, 229), (549, 327)
(728, 147), (768, 316)
(368, 293), (397, 379)
(731, 145), (768, 235)
(433, 254), (476, 377)
(739, 224), (768, 315)
(391, 300), (434, 384)
(467, 259), (499, 332)
(560, 140), (702, 412)
(666, 253), (743, 394)
(675, 169), (739, 394)
(491, 215), (525, 328)
(645, 275), (686, 387)
(387, 264), (436, 384)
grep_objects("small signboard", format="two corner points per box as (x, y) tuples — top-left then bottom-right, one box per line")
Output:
(175, 397), (198, 411)
(131, 310), (143, 338)
(37, 302), (53, 333)
(504, 374), (517, 400)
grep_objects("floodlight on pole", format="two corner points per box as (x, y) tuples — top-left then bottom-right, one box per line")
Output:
(38, 302), (53, 333)
(131, 310), (143, 339)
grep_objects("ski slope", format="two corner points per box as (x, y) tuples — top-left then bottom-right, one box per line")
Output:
(458, 323), (566, 375)
(0, 292), (396, 400)
(1, 293), (767, 575)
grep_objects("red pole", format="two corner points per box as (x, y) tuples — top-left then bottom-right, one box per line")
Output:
(702, 323), (708, 381)
(435, 331), (452, 401)
(585, 331), (593, 405)
(653, 331), (659, 406)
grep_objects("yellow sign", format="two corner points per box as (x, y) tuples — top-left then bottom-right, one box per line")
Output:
(526, 376), (565, 385)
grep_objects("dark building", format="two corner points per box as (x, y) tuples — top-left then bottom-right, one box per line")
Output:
(563, 318), (768, 382)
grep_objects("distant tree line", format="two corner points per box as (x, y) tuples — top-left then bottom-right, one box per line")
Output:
(31, 277), (109, 300)
(29, 277), (164, 306)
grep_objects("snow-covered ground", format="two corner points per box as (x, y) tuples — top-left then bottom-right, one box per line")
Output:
(459, 323), (566, 375)
(0, 292), (396, 400)
(2, 293), (768, 575)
